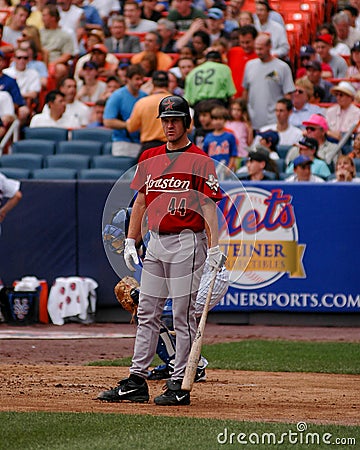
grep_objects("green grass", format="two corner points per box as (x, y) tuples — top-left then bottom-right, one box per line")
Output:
(1, 412), (359, 450)
(88, 340), (360, 374)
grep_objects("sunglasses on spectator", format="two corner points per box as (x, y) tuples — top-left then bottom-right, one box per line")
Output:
(334, 92), (345, 97)
(16, 56), (28, 60)
(305, 126), (317, 131)
(295, 89), (305, 94)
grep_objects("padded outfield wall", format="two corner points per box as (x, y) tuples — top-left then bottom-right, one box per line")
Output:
(0, 180), (359, 325)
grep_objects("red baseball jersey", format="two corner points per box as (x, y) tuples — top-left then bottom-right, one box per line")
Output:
(131, 143), (222, 234)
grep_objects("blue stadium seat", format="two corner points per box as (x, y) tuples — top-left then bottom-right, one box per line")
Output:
(56, 140), (103, 156)
(353, 158), (360, 173)
(31, 168), (77, 180)
(45, 154), (91, 170)
(12, 139), (56, 156)
(0, 167), (31, 179)
(277, 145), (291, 159)
(71, 128), (113, 144)
(24, 127), (68, 142)
(78, 168), (124, 180)
(102, 142), (112, 154)
(91, 155), (136, 171)
(275, 158), (285, 173)
(0, 153), (44, 170)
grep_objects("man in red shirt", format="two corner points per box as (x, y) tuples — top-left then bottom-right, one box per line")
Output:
(98, 96), (224, 406)
(227, 24), (258, 98)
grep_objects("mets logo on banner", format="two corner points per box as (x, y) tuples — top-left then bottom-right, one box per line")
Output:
(218, 187), (306, 289)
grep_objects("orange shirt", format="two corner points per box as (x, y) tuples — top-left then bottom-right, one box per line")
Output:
(126, 90), (171, 143)
(131, 51), (173, 71)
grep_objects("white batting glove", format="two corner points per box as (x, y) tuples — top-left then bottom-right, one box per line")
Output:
(207, 246), (226, 271)
(124, 238), (140, 272)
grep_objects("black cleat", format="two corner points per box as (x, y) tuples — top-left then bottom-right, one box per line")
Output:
(154, 379), (190, 406)
(148, 364), (171, 380)
(97, 377), (149, 403)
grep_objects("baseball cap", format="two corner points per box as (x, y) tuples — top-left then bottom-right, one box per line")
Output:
(257, 130), (279, 146)
(152, 70), (169, 83)
(118, 57), (130, 69)
(300, 45), (315, 58)
(83, 61), (98, 70)
(296, 136), (319, 151)
(330, 81), (356, 98)
(293, 155), (313, 168)
(302, 114), (329, 131)
(207, 7), (224, 20)
(91, 43), (108, 54)
(248, 145), (270, 162)
(88, 29), (105, 42)
(351, 41), (360, 52)
(305, 60), (321, 71)
(315, 34), (333, 46)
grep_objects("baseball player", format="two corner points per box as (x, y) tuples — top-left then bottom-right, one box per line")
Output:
(98, 95), (224, 406)
(103, 209), (229, 382)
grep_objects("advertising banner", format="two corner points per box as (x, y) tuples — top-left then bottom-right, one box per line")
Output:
(215, 182), (360, 313)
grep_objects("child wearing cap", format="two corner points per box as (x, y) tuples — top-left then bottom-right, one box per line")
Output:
(257, 129), (280, 160)
(285, 155), (325, 182)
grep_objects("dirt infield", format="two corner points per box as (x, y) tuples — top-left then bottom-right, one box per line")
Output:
(0, 323), (359, 425)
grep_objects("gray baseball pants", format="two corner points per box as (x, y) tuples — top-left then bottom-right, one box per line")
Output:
(130, 230), (207, 380)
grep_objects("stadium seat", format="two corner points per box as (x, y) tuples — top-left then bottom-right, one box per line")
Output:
(45, 154), (91, 170)
(11, 139), (56, 156)
(24, 127), (69, 142)
(56, 140), (103, 156)
(275, 158), (286, 173)
(71, 128), (113, 144)
(277, 145), (292, 159)
(353, 158), (360, 173)
(0, 167), (31, 179)
(31, 168), (78, 180)
(91, 155), (137, 171)
(78, 168), (124, 180)
(0, 153), (44, 170)
(102, 142), (112, 154)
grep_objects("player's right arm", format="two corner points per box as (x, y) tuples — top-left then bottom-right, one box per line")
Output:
(127, 192), (146, 244)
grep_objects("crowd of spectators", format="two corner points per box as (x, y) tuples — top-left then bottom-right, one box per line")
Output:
(0, 0), (360, 182)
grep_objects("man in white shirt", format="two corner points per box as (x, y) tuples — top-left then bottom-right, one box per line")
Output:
(30, 89), (80, 128)
(42, 77), (91, 127)
(123, 1), (157, 33)
(3, 48), (41, 107)
(0, 91), (16, 126)
(253, 0), (289, 59)
(253, 98), (303, 147)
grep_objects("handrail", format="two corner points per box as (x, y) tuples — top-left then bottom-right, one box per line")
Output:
(0, 119), (20, 156)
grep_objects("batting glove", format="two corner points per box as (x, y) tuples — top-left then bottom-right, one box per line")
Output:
(124, 238), (140, 271)
(207, 246), (226, 271)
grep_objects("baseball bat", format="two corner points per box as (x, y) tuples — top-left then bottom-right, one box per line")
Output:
(182, 255), (226, 392)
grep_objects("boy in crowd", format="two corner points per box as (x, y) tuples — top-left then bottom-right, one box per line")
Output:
(203, 106), (238, 172)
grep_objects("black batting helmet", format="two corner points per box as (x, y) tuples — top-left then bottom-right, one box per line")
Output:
(157, 95), (191, 128)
